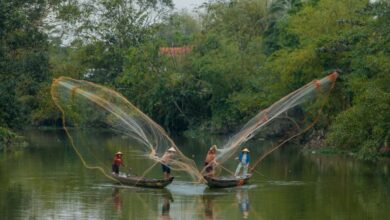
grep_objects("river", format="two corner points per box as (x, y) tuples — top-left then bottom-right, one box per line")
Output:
(0, 129), (389, 219)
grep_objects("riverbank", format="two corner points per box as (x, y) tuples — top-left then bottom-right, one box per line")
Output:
(0, 127), (28, 151)
(303, 131), (390, 161)
(3, 124), (389, 163)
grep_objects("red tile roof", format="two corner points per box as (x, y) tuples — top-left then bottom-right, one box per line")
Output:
(159, 47), (192, 56)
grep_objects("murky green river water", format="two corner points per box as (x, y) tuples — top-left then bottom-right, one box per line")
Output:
(1, 129), (389, 219)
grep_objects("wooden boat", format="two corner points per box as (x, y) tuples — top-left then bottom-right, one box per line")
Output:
(111, 173), (174, 188)
(203, 174), (252, 188)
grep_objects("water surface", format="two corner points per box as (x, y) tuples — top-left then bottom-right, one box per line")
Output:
(0, 129), (389, 219)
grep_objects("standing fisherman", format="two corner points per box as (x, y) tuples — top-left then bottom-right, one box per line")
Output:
(112, 152), (126, 175)
(203, 145), (217, 177)
(161, 147), (176, 180)
(234, 148), (250, 177)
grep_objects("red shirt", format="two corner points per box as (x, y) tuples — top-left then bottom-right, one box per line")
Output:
(113, 155), (123, 166)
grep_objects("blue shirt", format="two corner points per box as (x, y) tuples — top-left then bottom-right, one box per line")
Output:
(239, 152), (250, 165)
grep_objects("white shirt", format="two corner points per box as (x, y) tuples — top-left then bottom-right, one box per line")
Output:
(241, 153), (247, 164)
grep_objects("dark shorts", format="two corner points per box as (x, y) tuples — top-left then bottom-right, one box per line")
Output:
(161, 164), (171, 174)
(204, 162), (213, 173)
(112, 164), (119, 174)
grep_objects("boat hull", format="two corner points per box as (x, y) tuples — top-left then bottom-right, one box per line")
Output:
(111, 174), (174, 188)
(203, 174), (252, 188)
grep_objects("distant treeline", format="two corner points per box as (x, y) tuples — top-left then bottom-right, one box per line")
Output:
(0, 0), (389, 160)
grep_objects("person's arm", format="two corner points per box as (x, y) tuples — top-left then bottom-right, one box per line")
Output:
(150, 148), (156, 157)
(150, 149), (159, 161)
(161, 152), (168, 163)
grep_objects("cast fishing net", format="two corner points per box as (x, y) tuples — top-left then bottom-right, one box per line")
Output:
(52, 72), (337, 182)
(203, 72), (338, 176)
(51, 77), (203, 182)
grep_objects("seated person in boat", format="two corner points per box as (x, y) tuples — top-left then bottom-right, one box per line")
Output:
(234, 148), (250, 177)
(112, 151), (126, 175)
(203, 145), (217, 177)
(161, 147), (176, 180)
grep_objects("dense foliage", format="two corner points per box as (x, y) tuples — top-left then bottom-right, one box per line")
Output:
(0, 0), (51, 129)
(0, 0), (389, 160)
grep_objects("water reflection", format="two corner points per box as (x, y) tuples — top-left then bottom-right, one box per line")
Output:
(1, 130), (390, 220)
(112, 188), (122, 213)
(201, 187), (255, 220)
(160, 189), (173, 220)
(236, 189), (250, 219)
(202, 193), (216, 220)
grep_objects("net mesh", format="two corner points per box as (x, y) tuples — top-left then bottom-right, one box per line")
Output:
(207, 72), (338, 176)
(51, 72), (337, 181)
(51, 77), (203, 182)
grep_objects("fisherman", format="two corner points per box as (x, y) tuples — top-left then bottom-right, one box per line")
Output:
(161, 147), (176, 180)
(234, 148), (250, 177)
(112, 151), (126, 175)
(203, 145), (217, 177)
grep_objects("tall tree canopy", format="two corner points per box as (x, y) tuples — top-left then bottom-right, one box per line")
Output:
(0, 0), (51, 128)
(0, 0), (389, 160)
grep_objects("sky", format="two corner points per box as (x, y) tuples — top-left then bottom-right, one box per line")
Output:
(172, 0), (207, 11)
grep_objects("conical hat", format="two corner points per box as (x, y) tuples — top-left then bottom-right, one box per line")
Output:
(168, 147), (176, 152)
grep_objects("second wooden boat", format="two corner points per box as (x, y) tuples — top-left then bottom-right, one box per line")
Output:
(203, 174), (252, 188)
(111, 173), (174, 188)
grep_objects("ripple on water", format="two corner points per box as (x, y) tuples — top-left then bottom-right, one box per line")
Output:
(94, 183), (167, 194)
(94, 180), (259, 196)
(267, 180), (306, 186)
(167, 181), (258, 196)
(166, 181), (207, 196)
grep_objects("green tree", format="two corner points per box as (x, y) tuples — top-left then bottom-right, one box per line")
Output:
(186, 0), (268, 131)
(57, 0), (174, 84)
(155, 11), (201, 46)
(261, 0), (389, 159)
(325, 1), (390, 160)
(0, 0), (51, 128)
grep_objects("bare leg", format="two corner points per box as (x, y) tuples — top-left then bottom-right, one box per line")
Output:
(164, 172), (172, 180)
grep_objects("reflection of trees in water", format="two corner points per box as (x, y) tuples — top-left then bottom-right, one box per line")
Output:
(0, 184), (30, 220)
(0, 146), (123, 219)
(5, 129), (390, 219)
(303, 154), (390, 219)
